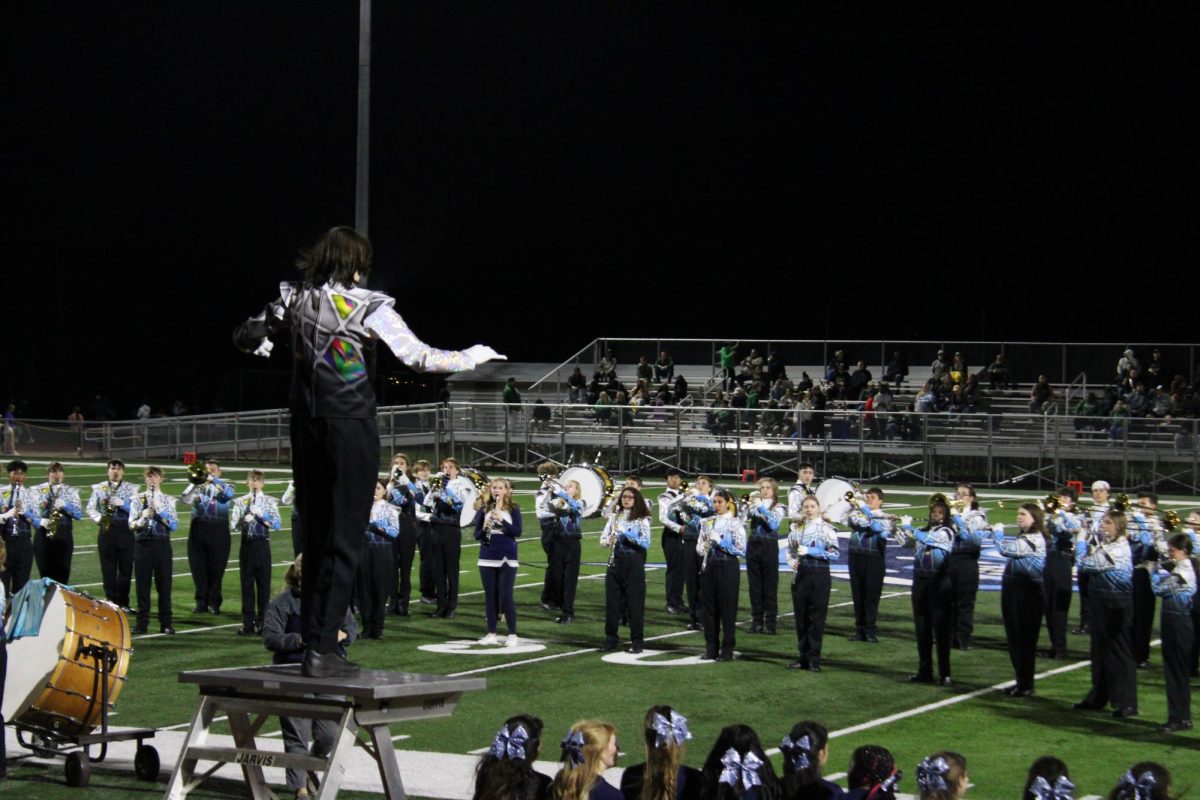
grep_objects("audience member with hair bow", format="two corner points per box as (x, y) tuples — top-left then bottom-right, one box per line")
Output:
(779, 721), (842, 799)
(1108, 763), (1172, 800)
(473, 714), (551, 800)
(844, 745), (900, 800)
(914, 753), (967, 800)
(1022, 757), (1073, 800)
(698, 724), (781, 800)
(551, 721), (621, 800)
(619, 705), (700, 800)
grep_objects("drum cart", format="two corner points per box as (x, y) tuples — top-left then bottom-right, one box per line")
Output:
(12, 641), (160, 787)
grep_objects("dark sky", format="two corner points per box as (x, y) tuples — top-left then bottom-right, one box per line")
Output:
(5, 4), (1192, 417)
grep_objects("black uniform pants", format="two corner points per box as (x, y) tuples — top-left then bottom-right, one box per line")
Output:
(551, 536), (582, 616)
(1083, 590), (1137, 711)
(0, 639), (7, 776)
(1132, 567), (1156, 665)
(746, 538), (780, 628)
(605, 549), (646, 647)
(188, 517), (231, 610)
(480, 564), (517, 635)
(1162, 608), (1194, 724)
(791, 567), (831, 664)
(357, 542), (394, 635)
(431, 521), (462, 615)
(290, 509), (304, 557)
(848, 551), (885, 636)
(1, 532), (33, 596)
(540, 529), (562, 607)
(662, 531), (685, 609)
(34, 524), (74, 584)
(1042, 551), (1073, 656)
(391, 514), (417, 612)
(135, 537), (173, 630)
(700, 555), (740, 657)
(1002, 576), (1044, 691)
(681, 537), (701, 624)
(947, 553), (979, 647)
(291, 415), (377, 655)
(417, 520), (435, 600)
(912, 571), (953, 679)
(98, 522), (134, 608)
(1077, 571), (1092, 631)
(239, 536), (273, 629)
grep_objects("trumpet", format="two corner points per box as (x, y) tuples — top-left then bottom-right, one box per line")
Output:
(428, 472), (446, 494)
(187, 461), (209, 486)
(738, 490), (763, 515)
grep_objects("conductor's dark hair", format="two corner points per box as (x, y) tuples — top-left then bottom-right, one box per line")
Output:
(698, 724), (781, 800)
(1022, 756), (1070, 800)
(472, 714), (544, 800)
(297, 226), (372, 287)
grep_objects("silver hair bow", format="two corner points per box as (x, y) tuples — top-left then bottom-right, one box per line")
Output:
(651, 711), (692, 748)
(560, 730), (586, 766)
(879, 770), (903, 793)
(718, 748), (764, 790)
(1032, 775), (1076, 800)
(1117, 770), (1157, 800)
(780, 734), (812, 770)
(489, 724), (529, 761)
(916, 757), (950, 792)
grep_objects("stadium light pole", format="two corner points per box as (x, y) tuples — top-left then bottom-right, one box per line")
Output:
(355, 0), (372, 236)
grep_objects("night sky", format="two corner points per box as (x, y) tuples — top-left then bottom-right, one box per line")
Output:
(5, 5), (1191, 417)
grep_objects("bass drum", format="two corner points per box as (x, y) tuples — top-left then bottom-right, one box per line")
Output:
(456, 466), (489, 527)
(2, 583), (133, 736)
(559, 464), (616, 518)
(814, 478), (858, 525)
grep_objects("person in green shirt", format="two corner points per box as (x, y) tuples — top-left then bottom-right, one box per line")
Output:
(502, 378), (522, 413)
(718, 342), (739, 391)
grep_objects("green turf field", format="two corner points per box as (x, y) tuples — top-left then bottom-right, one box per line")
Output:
(2, 460), (1196, 798)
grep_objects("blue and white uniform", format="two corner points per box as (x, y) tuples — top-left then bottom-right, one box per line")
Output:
(741, 498), (786, 633)
(846, 504), (896, 641)
(2, 482), (42, 594)
(88, 480), (140, 608)
(358, 498), (400, 638)
(1075, 535), (1137, 712)
(787, 516), (839, 670)
(994, 524), (1047, 692)
(32, 479), (84, 584)
(1151, 557), (1196, 726)
(601, 511), (652, 650)
(697, 511), (745, 659)
(183, 475), (236, 613)
(130, 486), (178, 633)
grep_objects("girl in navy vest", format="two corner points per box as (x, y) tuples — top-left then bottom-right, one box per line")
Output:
(475, 478), (522, 646)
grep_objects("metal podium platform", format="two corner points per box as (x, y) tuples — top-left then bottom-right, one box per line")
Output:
(165, 665), (486, 800)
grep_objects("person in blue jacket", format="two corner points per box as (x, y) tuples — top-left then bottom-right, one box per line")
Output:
(1148, 533), (1197, 732)
(991, 504), (1047, 697)
(900, 498), (955, 685)
(358, 479), (399, 639)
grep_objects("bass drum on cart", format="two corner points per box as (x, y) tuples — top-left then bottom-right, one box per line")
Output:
(2, 582), (133, 736)
(559, 464), (616, 518)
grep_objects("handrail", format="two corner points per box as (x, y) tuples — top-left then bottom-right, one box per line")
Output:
(526, 339), (596, 392)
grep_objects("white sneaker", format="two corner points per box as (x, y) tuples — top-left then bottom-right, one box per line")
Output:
(479, 633), (499, 645)
(505, 634), (520, 647)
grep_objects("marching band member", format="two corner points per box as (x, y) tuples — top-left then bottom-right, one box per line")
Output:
(234, 225), (502, 678)
(423, 457), (471, 619)
(538, 478), (585, 624)
(672, 475), (716, 631)
(359, 478), (399, 638)
(1147, 533), (1197, 732)
(658, 470), (688, 615)
(32, 462), (83, 585)
(474, 478), (522, 647)
(846, 487), (895, 643)
(1185, 512), (1200, 679)
(601, 485), (652, 653)
(411, 460), (435, 605)
(947, 483), (987, 650)
(786, 495), (839, 671)
(386, 453), (420, 616)
(786, 464), (820, 518)
(87, 458), (139, 609)
(1128, 492), (1166, 668)
(991, 504), (1047, 697)
(182, 459), (235, 614)
(231, 469), (282, 636)
(535, 462), (565, 613)
(280, 479), (301, 556)
(1072, 509), (1137, 717)
(1, 460), (39, 595)
(130, 466), (178, 635)
(0, 541), (7, 780)
(618, 704), (700, 800)
(900, 497), (955, 685)
(697, 489), (745, 661)
(741, 478), (786, 635)
(1043, 487), (1081, 659)
(1075, 480), (1112, 634)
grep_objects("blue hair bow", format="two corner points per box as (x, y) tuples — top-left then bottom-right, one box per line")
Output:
(916, 756), (949, 792)
(718, 748), (763, 791)
(560, 730), (586, 766)
(489, 724), (529, 761)
(651, 711), (691, 748)
(1031, 775), (1076, 800)
(1117, 770), (1157, 800)
(779, 734), (812, 770)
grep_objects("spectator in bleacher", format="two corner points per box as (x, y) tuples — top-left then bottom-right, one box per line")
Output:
(629, 387), (649, 416)
(915, 753), (968, 800)
(474, 714), (551, 800)
(845, 745), (900, 800)
(825, 350), (846, 382)
(654, 383), (673, 405)
(1073, 392), (1102, 435)
(619, 705), (700, 800)
(718, 342), (739, 391)
(963, 375), (981, 410)
(766, 351), (786, 384)
(551, 720), (621, 800)
(847, 362), (872, 400)
(796, 372), (814, 394)
(987, 353), (1011, 390)
(761, 400), (784, 438)
(931, 350), (948, 377)
(654, 351), (675, 383)
(587, 374), (604, 406)
(605, 373), (627, 397)
(637, 356), (654, 384)
(743, 349), (765, 383)
(697, 724), (781, 800)
(1125, 384), (1149, 417)
(883, 351), (908, 389)
(949, 353), (968, 386)
(532, 400), (552, 431)
(770, 378), (790, 403)
(1117, 348), (1140, 380)
(1108, 399), (1131, 440)
(746, 382), (764, 436)
(1108, 762), (1172, 800)
(809, 386), (827, 440)
(594, 392), (614, 425)
(615, 391), (633, 426)
(503, 378), (522, 412)
(915, 381), (937, 414)
(1021, 756), (1072, 800)
(568, 368), (588, 404)
(1029, 375), (1054, 413)
(673, 374), (689, 405)
(947, 385), (969, 416)
(598, 350), (618, 380)
(1150, 386), (1172, 418)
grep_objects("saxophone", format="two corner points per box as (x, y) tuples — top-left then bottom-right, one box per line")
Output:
(45, 484), (64, 539)
(99, 482), (117, 535)
(699, 517), (717, 573)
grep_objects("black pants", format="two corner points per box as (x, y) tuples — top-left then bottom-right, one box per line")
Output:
(0, 639), (7, 777)
(391, 514), (417, 613)
(1191, 608), (1200, 678)
(357, 542), (394, 636)
(1002, 576), (1044, 691)
(1, 532), (33, 596)
(662, 531), (685, 609)
(540, 530), (561, 607)
(34, 524), (74, 584)
(947, 553), (979, 648)
(746, 538), (780, 628)
(134, 537), (173, 630)
(292, 416), (377, 655)
(848, 551), (885, 637)
(912, 571), (953, 679)
(551, 536), (582, 616)
(681, 537), (701, 624)
(1042, 551), (1073, 656)
(290, 509), (303, 557)
(188, 517), (231, 611)
(1083, 590), (1137, 711)
(1132, 567), (1156, 664)
(700, 555), (740, 658)
(1162, 608), (1194, 724)
(1077, 571), (1092, 631)
(417, 520), (436, 600)
(239, 537), (273, 629)
(98, 522), (134, 608)
(791, 567), (831, 665)
(605, 549), (646, 647)
(431, 521), (462, 615)
(480, 564), (517, 635)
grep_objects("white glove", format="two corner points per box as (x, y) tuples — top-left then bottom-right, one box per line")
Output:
(142, 509), (154, 519)
(253, 337), (274, 358)
(464, 344), (505, 366)
(991, 523), (1005, 539)
(54, 498), (66, 509)
(39, 516), (52, 529)
(900, 514), (913, 528)
(244, 513), (255, 523)
(0, 509), (15, 522)
(111, 497), (125, 508)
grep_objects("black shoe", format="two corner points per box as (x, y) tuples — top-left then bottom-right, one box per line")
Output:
(1112, 706), (1138, 719)
(626, 646), (643, 654)
(192, 605), (207, 614)
(1072, 700), (1103, 711)
(236, 626), (256, 636)
(418, 596), (436, 605)
(367, 632), (383, 640)
(1042, 649), (1057, 659)
(1137, 660), (1151, 670)
(555, 615), (574, 624)
(395, 608), (410, 617)
(540, 602), (558, 612)
(601, 641), (619, 652)
(865, 634), (879, 643)
(134, 625), (149, 635)
(666, 605), (686, 615)
(807, 664), (822, 673)
(1002, 686), (1017, 696)
(749, 623), (763, 634)
(302, 649), (361, 679)
(1160, 720), (1193, 732)
(938, 676), (953, 686)
(716, 653), (734, 662)
(685, 622), (701, 631)
(208, 605), (220, 614)
(789, 659), (809, 670)
(847, 632), (866, 642)
(161, 626), (176, 635)
(700, 653), (716, 661)
(908, 673), (934, 683)
(1012, 688), (1035, 698)
(956, 644), (972, 651)
(765, 626), (777, 635)
(443, 610), (457, 619)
